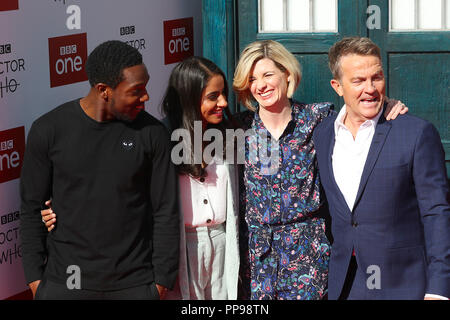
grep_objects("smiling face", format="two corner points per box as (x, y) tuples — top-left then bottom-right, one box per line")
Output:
(200, 74), (228, 127)
(108, 64), (150, 122)
(331, 54), (386, 123)
(249, 58), (291, 111)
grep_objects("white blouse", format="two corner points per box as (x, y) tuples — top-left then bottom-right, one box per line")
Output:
(179, 160), (228, 227)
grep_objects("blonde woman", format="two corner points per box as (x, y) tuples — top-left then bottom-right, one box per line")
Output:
(233, 40), (406, 300)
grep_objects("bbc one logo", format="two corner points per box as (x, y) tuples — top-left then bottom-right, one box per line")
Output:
(0, 126), (25, 184)
(163, 17), (194, 65)
(0, 0), (18, 12)
(48, 33), (88, 88)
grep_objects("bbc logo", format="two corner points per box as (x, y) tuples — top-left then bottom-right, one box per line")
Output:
(172, 28), (186, 37)
(0, 140), (13, 151)
(0, 44), (11, 55)
(60, 45), (77, 56)
(0, 211), (20, 225)
(120, 26), (135, 36)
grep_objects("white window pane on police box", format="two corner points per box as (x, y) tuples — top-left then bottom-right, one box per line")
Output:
(313, 0), (336, 31)
(261, 0), (337, 32)
(419, 0), (442, 29)
(287, 0), (309, 31)
(447, 0), (450, 28)
(391, 0), (416, 30)
(260, 0), (284, 31)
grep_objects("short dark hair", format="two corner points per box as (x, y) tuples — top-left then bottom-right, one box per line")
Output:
(328, 37), (382, 80)
(85, 40), (143, 88)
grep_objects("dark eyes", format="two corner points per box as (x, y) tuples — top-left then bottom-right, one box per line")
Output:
(130, 88), (146, 95)
(206, 93), (221, 101)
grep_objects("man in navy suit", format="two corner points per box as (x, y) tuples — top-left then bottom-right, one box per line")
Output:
(313, 37), (449, 299)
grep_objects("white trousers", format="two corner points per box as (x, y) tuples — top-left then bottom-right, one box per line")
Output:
(185, 223), (227, 300)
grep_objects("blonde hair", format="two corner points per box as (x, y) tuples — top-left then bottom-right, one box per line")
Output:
(233, 40), (301, 111)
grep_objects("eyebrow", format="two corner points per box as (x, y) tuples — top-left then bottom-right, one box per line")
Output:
(249, 70), (276, 79)
(351, 70), (384, 79)
(126, 83), (147, 92)
(205, 90), (221, 97)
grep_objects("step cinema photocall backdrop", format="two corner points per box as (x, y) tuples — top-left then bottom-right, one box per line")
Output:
(0, 0), (202, 299)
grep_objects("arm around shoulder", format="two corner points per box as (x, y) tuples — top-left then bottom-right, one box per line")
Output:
(309, 101), (336, 122)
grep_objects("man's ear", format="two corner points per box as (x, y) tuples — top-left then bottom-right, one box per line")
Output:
(95, 83), (109, 101)
(330, 79), (343, 97)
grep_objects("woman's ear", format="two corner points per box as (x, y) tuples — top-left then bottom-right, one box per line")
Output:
(286, 71), (292, 84)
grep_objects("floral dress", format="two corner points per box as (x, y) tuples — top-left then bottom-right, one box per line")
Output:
(237, 101), (333, 300)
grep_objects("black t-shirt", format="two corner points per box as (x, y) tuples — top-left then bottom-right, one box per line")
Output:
(20, 99), (179, 290)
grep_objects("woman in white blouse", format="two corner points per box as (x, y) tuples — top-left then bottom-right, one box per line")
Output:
(160, 56), (240, 300)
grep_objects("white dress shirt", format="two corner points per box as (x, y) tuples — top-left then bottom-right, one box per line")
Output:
(179, 159), (228, 227)
(332, 105), (448, 300)
(332, 105), (382, 211)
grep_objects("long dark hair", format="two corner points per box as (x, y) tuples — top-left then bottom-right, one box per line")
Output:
(162, 56), (234, 178)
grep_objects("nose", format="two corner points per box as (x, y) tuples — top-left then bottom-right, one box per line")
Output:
(217, 94), (228, 108)
(256, 78), (267, 92)
(363, 80), (377, 93)
(141, 90), (150, 102)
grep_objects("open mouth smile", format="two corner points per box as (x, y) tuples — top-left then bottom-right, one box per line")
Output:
(360, 97), (380, 106)
(259, 90), (274, 99)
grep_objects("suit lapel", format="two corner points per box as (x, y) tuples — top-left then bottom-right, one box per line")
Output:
(322, 118), (352, 214)
(353, 114), (392, 209)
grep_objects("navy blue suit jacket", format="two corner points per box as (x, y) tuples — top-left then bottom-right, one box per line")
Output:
(313, 108), (450, 299)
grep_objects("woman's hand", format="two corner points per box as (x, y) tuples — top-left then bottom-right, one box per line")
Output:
(384, 98), (408, 120)
(41, 199), (56, 232)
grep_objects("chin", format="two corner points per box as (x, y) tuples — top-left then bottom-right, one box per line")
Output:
(210, 119), (222, 125)
(362, 111), (381, 120)
(360, 105), (382, 118)
(120, 113), (138, 123)
(208, 114), (223, 124)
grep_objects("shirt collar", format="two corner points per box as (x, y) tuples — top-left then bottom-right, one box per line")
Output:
(252, 100), (297, 135)
(334, 104), (383, 136)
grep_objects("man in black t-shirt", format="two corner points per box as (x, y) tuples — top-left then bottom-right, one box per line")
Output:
(20, 40), (179, 300)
